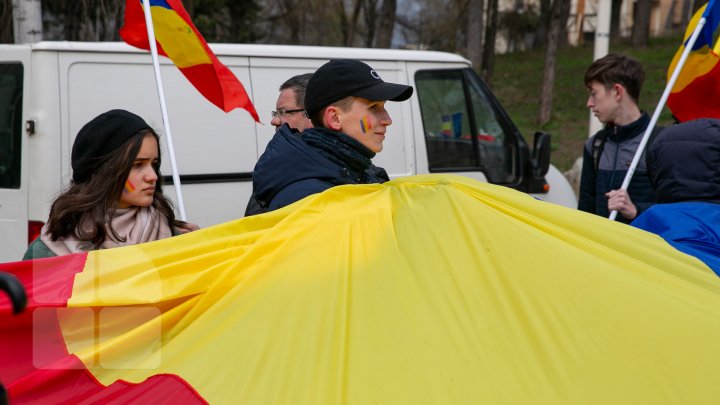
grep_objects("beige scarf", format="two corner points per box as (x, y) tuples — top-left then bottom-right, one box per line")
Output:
(41, 206), (173, 256)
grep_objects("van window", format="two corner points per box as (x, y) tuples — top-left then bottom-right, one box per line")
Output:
(0, 63), (23, 189)
(415, 69), (518, 184)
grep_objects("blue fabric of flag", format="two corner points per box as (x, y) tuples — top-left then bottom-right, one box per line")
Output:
(692, 0), (720, 50)
(632, 202), (720, 276)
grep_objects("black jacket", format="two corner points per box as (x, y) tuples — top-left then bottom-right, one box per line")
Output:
(646, 118), (720, 203)
(247, 125), (389, 215)
(578, 112), (657, 223)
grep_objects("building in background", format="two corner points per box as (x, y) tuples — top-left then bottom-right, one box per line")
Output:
(567, 0), (691, 46)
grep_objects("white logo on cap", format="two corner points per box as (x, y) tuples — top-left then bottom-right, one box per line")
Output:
(370, 70), (380, 79)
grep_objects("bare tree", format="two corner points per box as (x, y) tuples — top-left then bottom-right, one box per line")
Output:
(559, 0), (571, 47)
(12, 0), (42, 43)
(631, 0), (652, 47)
(536, 0), (551, 47)
(537, 0), (570, 125)
(374, 0), (397, 48)
(43, 0), (124, 41)
(277, 0), (303, 44)
(1, 0), (13, 43)
(685, 0), (706, 26)
(335, 0), (364, 46)
(363, 0), (379, 47)
(466, 0), (484, 73)
(39, 0), (259, 43)
(610, 0), (622, 39)
(480, 0), (498, 82)
(189, 0), (261, 43)
(260, 0), (346, 45)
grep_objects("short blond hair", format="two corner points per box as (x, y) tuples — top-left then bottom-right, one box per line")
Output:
(310, 96), (355, 128)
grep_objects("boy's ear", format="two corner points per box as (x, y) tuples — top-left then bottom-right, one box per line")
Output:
(612, 83), (625, 100)
(323, 106), (343, 131)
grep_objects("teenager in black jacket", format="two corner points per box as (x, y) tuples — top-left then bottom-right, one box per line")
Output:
(249, 59), (413, 213)
(578, 54), (658, 223)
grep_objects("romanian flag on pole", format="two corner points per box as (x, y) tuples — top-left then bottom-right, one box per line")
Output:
(120, 0), (259, 121)
(667, 0), (720, 121)
(2, 175), (720, 403)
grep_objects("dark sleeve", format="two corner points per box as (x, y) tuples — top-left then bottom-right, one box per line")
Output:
(244, 193), (264, 217)
(269, 179), (333, 211)
(577, 143), (597, 214)
(644, 126), (664, 188)
(633, 200), (655, 219)
(369, 165), (390, 182)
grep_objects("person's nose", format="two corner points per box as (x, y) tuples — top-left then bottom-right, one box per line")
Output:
(586, 96), (594, 108)
(271, 115), (282, 128)
(378, 109), (392, 126)
(145, 167), (158, 183)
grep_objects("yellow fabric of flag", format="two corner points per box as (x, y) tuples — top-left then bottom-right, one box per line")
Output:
(149, 6), (212, 68)
(62, 174), (720, 403)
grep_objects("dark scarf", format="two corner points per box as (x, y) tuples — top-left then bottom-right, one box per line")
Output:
(302, 127), (376, 174)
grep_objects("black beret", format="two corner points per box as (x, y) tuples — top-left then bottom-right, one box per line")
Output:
(71, 109), (152, 183)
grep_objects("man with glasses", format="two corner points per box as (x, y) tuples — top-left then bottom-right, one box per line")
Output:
(270, 73), (313, 131)
(248, 59), (413, 214)
(245, 73), (314, 216)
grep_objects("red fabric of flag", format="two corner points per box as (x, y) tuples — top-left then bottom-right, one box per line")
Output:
(0, 255), (206, 403)
(667, 0), (720, 121)
(120, 0), (259, 121)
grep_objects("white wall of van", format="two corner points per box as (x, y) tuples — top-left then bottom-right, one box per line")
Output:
(0, 42), (576, 262)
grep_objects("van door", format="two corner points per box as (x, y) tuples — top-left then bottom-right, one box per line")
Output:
(412, 67), (578, 207)
(0, 48), (30, 262)
(414, 68), (522, 186)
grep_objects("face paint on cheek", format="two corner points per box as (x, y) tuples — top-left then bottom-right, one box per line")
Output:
(124, 180), (135, 193)
(360, 116), (370, 134)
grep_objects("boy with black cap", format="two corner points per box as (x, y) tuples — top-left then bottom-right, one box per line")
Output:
(248, 59), (413, 213)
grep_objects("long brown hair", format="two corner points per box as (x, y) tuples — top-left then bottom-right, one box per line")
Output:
(46, 129), (183, 245)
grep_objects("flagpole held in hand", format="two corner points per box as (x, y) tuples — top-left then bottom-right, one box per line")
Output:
(140, 0), (187, 221)
(609, 11), (709, 221)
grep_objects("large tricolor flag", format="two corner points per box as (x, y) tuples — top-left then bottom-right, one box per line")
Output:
(667, 0), (720, 121)
(120, 0), (259, 121)
(2, 175), (720, 403)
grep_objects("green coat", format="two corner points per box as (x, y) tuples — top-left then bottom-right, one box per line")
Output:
(22, 228), (182, 261)
(22, 238), (56, 260)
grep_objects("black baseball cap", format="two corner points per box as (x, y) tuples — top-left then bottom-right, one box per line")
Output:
(304, 59), (413, 116)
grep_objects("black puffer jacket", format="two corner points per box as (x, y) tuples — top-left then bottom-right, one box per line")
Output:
(578, 112), (657, 223)
(647, 118), (720, 203)
(248, 124), (389, 214)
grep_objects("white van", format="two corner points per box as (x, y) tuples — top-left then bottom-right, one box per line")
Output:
(0, 42), (576, 262)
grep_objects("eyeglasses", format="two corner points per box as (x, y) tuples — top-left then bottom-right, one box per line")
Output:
(270, 108), (305, 119)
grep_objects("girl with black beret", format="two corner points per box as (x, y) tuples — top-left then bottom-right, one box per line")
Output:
(23, 109), (198, 260)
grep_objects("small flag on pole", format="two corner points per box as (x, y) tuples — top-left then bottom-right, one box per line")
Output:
(667, 0), (720, 121)
(120, 0), (260, 121)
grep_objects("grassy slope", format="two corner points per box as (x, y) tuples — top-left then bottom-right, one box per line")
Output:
(490, 36), (681, 172)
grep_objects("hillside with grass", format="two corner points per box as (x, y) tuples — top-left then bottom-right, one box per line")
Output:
(490, 36), (681, 172)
